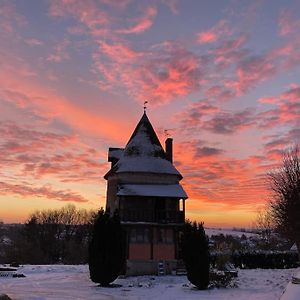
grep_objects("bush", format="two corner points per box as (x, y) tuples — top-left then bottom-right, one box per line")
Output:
(209, 270), (236, 288)
(181, 221), (210, 290)
(232, 251), (299, 269)
(88, 210), (126, 286)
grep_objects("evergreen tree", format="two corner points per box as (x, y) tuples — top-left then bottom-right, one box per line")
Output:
(88, 209), (126, 286)
(181, 221), (210, 290)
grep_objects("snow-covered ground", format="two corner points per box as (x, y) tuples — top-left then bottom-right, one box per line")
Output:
(281, 270), (300, 300)
(0, 265), (298, 300)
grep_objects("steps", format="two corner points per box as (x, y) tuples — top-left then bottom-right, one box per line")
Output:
(158, 261), (165, 276)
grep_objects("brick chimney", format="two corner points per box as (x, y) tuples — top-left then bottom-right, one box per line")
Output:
(165, 138), (173, 163)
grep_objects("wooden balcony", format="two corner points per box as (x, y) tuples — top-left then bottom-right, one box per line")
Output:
(120, 209), (184, 223)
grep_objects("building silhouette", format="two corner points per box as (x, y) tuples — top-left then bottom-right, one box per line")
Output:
(104, 112), (187, 275)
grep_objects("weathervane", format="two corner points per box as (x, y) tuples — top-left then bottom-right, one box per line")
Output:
(143, 101), (148, 113)
(164, 129), (170, 137)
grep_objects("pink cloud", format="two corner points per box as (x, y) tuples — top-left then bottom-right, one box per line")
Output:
(98, 41), (141, 62)
(0, 1), (27, 35)
(257, 86), (300, 129)
(198, 31), (218, 44)
(264, 128), (300, 154)
(231, 55), (277, 95)
(49, 0), (111, 34)
(135, 50), (202, 104)
(278, 10), (300, 36)
(178, 101), (256, 134)
(117, 5), (157, 34)
(177, 100), (219, 127)
(202, 108), (257, 134)
(0, 121), (107, 184)
(0, 181), (88, 203)
(258, 85), (300, 106)
(205, 34), (250, 76)
(174, 141), (268, 207)
(197, 20), (230, 44)
(47, 39), (70, 63)
(205, 85), (235, 102)
(95, 41), (205, 105)
(0, 58), (132, 142)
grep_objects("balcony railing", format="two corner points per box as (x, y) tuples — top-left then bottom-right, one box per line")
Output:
(120, 209), (184, 223)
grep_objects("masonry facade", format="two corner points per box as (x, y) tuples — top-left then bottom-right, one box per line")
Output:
(104, 112), (187, 275)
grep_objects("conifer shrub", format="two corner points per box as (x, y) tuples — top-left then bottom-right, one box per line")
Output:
(181, 221), (210, 290)
(88, 210), (126, 286)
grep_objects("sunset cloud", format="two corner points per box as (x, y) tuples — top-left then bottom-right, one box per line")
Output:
(47, 39), (70, 62)
(278, 10), (300, 36)
(233, 55), (277, 94)
(95, 41), (205, 104)
(179, 103), (256, 135)
(1, 1), (300, 226)
(0, 1), (26, 35)
(0, 121), (106, 184)
(117, 5), (157, 34)
(197, 20), (230, 44)
(258, 85), (300, 128)
(0, 181), (88, 203)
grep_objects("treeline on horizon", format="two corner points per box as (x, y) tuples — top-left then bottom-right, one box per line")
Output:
(0, 205), (97, 264)
(0, 204), (298, 268)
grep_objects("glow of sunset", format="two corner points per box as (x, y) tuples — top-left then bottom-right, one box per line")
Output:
(0, 0), (300, 227)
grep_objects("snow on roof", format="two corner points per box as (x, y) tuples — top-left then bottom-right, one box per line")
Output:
(108, 113), (182, 177)
(290, 243), (298, 251)
(117, 184), (188, 198)
(115, 156), (181, 176)
(123, 113), (166, 158)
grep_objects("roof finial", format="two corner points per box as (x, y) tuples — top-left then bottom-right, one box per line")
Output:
(164, 129), (170, 137)
(143, 101), (148, 113)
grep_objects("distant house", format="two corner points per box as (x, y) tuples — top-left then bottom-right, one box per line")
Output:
(104, 112), (188, 275)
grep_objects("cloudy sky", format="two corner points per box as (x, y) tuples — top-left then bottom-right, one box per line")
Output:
(0, 0), (299, 227)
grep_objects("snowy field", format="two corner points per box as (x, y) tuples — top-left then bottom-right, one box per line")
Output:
(0, 265), (299, 300)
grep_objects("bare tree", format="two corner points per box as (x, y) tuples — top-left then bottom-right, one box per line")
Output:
(24, 204), (97, 263)
(268, 145), (300, 259)
(254, 207), (274, 245)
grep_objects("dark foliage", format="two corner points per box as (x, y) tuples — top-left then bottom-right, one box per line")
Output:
(0, 205), (96, 264)
(181, 221), (210, 290)
(88, 210), (126, 286)
(209, 270), (236, 288)
(268, 146), (300, 260)
(210, 251), (299, 269)
(231, 251), (299, 269)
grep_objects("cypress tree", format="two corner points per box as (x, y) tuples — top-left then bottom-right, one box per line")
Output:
(181, 221), (210, 289)
(88, 210), (126, 286)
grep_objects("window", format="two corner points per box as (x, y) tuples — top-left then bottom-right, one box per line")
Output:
(130, 227), (149, 243)
(156, 228), (173, 244)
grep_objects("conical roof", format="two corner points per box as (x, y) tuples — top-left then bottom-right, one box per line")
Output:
(123, 112), (166, 159)
(106, 112), (182, 178)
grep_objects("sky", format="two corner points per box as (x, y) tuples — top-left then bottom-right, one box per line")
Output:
(0, 0), (299, 227)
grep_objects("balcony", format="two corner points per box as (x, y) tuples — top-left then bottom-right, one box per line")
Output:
(120, 209), (184, 223)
